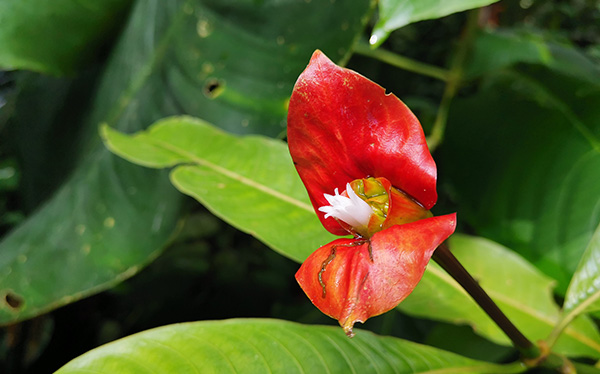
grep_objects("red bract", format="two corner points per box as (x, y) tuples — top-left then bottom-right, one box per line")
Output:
(295, 216), (455, 335)
(288, 50), (438, 236)
(287, 50), (457, 336)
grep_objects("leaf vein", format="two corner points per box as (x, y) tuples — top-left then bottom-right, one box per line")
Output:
(147, 136), (314, 213)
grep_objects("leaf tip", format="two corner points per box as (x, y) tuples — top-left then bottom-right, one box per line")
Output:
(99, 122), (111, 139)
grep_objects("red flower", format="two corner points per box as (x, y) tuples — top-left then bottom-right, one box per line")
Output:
(287, 50), (456, 336)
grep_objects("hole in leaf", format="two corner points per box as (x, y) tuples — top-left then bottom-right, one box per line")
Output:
(3, 290), (24, 311)
(204, 78), (225, 99)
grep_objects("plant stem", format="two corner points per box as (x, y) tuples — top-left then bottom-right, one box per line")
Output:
(353, 43), (450, 82)
(433, 242), (584, 372)
(432, 242), (540, 359)
(546, 311), (576, 351)
(426, 10), (479, 152)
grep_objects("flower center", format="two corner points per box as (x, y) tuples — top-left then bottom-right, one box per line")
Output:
(318, 178), (391, 237)
(318, 183), (374, 236)
(319, 177), (432, 238)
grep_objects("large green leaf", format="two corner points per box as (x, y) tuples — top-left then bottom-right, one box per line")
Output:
(561, 222), (600, 322)
(55, 319), (524, 373)
(0, 0), (371, 325)
(370, 0), (499, 47)
(0, 0), (133, 74)
(101, 117), (337, 263)
(399, 235), (600, 358)
(441, 65), (600, 293)
(155, 0), (373, 136)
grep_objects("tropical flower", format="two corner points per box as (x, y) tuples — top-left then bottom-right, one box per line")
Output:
(287, 50), (457, 337)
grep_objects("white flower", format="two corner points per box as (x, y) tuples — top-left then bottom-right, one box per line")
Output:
(318, 183), (373, 230)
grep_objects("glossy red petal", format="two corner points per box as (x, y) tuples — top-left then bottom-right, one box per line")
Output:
(295, 213), (457, 336)
(288, 50), (437, 235)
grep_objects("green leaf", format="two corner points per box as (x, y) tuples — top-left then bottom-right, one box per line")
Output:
(425, 323), (514, 362)
(399, 235), (600, 358)
(0, 96), (183, 327)
(442, 64), (600, 293)
(9, 72), (104, 210)
(0, 0), (371, 325)
(465, 29), (600, 85)
(543, 222), (600, 352)
(55, 319), (524, 374)
(0, 0), (133, 74)
(156, 0), (373, 136)
(561, 222), (600, 323)
(371, 0), (499, 47)
(101, 117), (337, 263)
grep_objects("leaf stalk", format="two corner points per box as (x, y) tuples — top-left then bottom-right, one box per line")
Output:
(353, 43), (450, 82)
(432, 242), (539, 359)
(427, 9), (478, 152)
(433, 242), (586, 373)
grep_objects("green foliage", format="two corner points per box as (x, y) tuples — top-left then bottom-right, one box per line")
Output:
(1, 0), (600, 372)
(401, 235), (600, 358)
(101, 118), (337, 263)
(0, 0), (133, 74)
(371, 0), (500, 47)
(442, 61), (600, 293)
(563, 223), (600, 320)
(55, 319), (523, 374)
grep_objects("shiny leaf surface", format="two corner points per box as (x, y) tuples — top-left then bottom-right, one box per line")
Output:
(56, 319), (525, 374)
(563, 222), (600, 319)
(371, 0), (499, 47)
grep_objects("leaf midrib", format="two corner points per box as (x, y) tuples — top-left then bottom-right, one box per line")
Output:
(103, 3), (188, 127)
(147, 135), (314, 213)
(428, 263), (600, 353)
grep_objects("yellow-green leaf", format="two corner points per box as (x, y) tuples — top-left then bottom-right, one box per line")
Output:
(56, 319), (525, 374)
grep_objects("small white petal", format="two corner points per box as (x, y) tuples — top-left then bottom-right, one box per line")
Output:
(318, 184), (373, 229)
(323, 188), (340, 206)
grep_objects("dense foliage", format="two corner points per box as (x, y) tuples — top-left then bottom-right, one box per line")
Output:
(1, 0), (599, 372)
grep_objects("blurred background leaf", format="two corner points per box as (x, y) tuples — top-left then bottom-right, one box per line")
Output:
(441, 32), (600, 293)
(0, 0), (134, 75)
(465, 29), (600, 84)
